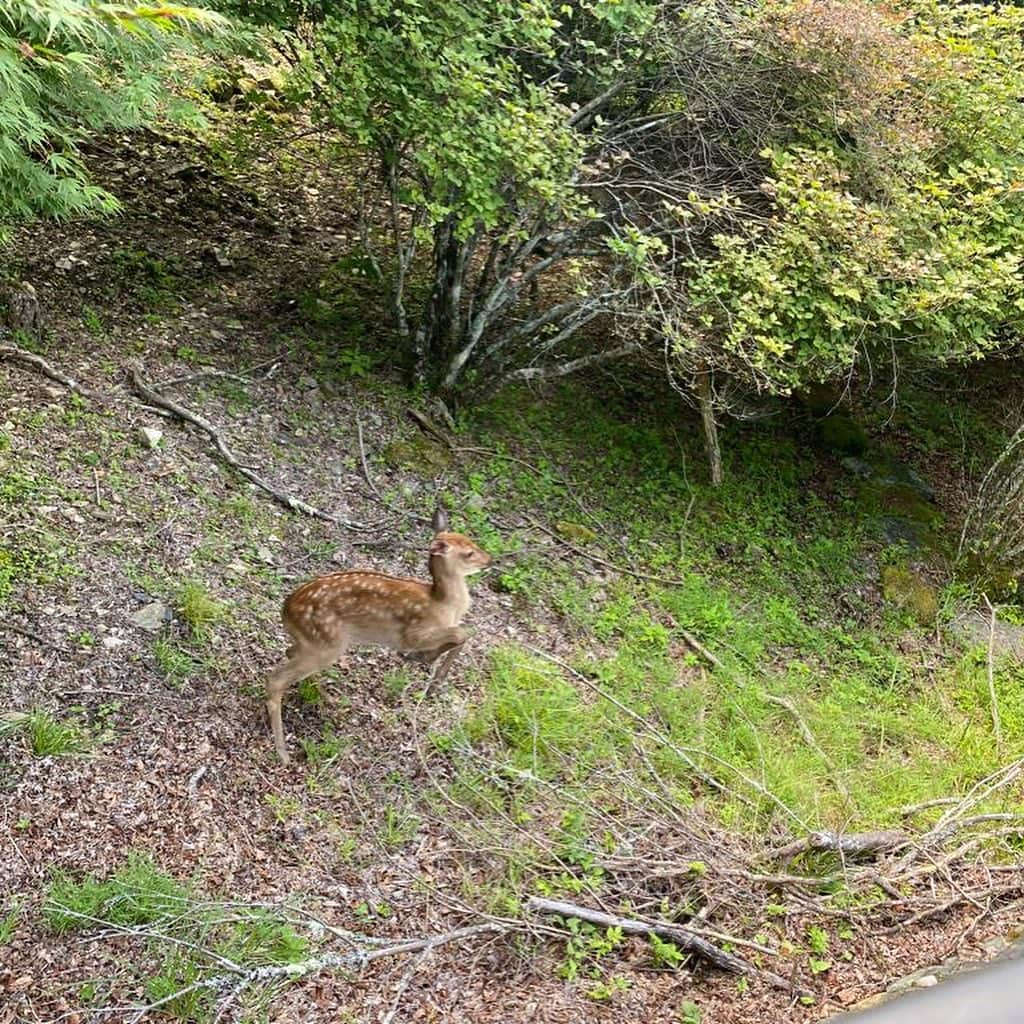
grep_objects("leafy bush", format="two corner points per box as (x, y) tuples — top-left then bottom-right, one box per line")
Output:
(0, 1), (223, 236)
(677, 0), (1024, 396)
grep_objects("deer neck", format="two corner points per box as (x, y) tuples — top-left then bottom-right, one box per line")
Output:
(429, 558), (471, 623)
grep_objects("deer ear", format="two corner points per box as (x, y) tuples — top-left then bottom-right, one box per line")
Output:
(429, 538), (449, 556)
(431, 507), (449, 533)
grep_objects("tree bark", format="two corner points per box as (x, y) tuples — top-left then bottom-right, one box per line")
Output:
(696, 364), (722, 487)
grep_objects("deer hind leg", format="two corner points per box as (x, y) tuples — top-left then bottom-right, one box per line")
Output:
(266, 641), (346, 765)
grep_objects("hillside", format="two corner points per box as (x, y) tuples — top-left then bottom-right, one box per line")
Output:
(2, 128), (1023, 1024)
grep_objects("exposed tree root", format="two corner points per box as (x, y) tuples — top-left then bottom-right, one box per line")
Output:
(129, 366), (369, 530)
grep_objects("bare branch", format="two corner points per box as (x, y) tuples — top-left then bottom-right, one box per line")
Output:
(526, 896), (804, 994)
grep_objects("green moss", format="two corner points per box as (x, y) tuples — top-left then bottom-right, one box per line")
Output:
(881, 565), (939, 625)
(554, 521), (599, 544)
(381, 436), (452, 473)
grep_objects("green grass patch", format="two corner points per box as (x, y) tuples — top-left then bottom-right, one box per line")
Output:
(175, 580), (228, 640)
(154, 637), (200, 689)
(44, 854), (188, 932)
(0, 901), (20, 945)
(0, 710), (90, 756)
(42, 852), (313, 1022)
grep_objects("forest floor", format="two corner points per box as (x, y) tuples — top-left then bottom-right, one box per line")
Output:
(2, 120), (1024, 1024)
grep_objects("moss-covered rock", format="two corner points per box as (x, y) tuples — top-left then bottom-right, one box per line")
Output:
(381, 436), (452, 474)
(554, 521), (599, 544)
(881, 565), (939, 625)
(860, 482), (937, 524)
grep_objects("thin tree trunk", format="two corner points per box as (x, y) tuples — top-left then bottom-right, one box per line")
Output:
(412, 219), (456, 384)
(696, 364), (722, 487)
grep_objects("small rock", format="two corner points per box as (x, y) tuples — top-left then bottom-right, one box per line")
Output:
(138, 426), (163, 449)
(62, 507), (85, 525)
(102, 635), (127, 650)
(949, 610), (1024, 663)
(130, 601), (172, 633)
(211, 246), (233, 269)
(256, 546), (275, 565)
(914, 975), (939, 988)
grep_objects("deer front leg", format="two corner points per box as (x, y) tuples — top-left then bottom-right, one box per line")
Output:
(425, 642), (464, 696)
(405, 625), (467, 696)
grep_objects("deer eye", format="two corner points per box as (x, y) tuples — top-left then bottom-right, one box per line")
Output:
(462, 551), (473, 559)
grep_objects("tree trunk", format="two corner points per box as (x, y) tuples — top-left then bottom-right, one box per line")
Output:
(696, 365), (722, 487)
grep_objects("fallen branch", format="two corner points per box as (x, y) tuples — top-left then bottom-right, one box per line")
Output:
(357, 416), (433, 526)
(761, 694), (852, 804)
(767, 830), (906, 865)
(130, 367), (367, 530)
(0, 342), (100, 400)
(526, 896), (801, 994)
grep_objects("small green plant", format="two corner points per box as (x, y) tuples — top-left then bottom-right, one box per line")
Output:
(175, 344), (204, 364)
(586, 974), (631, 1001)
(296, 678), (322, 704)
(649, 933), (686, 970)
(154, 637), (198, 688)
(679, 1001), (702, 1024)
(299, 729), (346, 766)
(44, 854), (187, 932)
(336, 346), (376, 379)
(176, 580), (227, 639)
(559, 920), (625, 981)
(264, 793), (302, 824)
(217, 911), (308, 966)
(0, 902), (20, 945)
(383, 668), (411, 702)
(144, 949), (212, 1022)
(0, 710), (89, 756)
(381, 804), (419, 847)
(807, 925), (829, 956)
(81, 306), (104, 335)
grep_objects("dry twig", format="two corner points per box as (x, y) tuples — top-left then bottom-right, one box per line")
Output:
(982, 594), (1003, 751)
